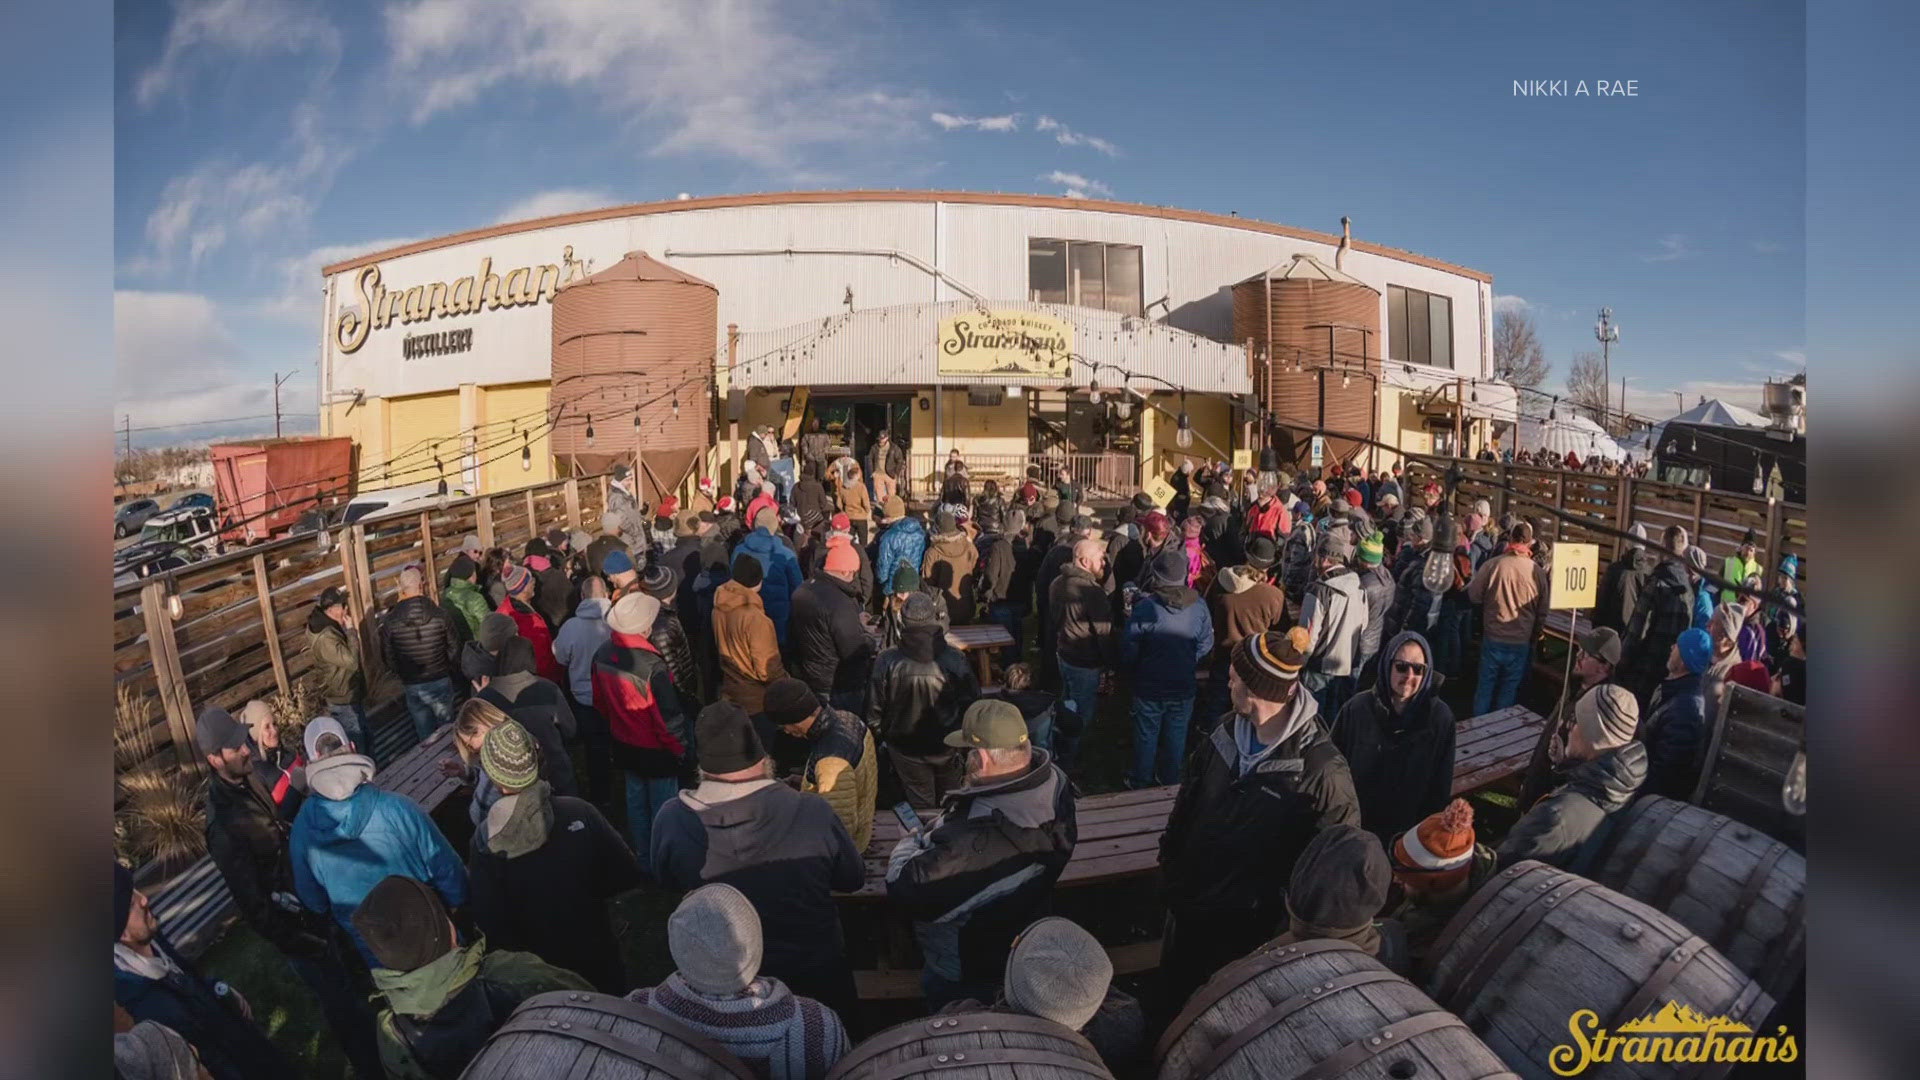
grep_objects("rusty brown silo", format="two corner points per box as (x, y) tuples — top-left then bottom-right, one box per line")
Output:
(1233, 253), (1382, 466)
(550, 251), (717, 502)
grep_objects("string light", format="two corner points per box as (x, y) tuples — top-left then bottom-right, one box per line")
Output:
(585, 414), (595, 448)
(1549, 397), (1559, 422)
(521, 431), (531, 471)
(1176, 391), (1193, 449)
(1341, 370), (1351, 390)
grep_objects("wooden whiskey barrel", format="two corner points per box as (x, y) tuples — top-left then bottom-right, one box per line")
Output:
(1588, 797), (1805, 999)
(461, 991), (756, 1080)
(826, 1012), (1113, 1080)
(1425, 861), (1774, 1079)
(1155, 938), (1517, 1080)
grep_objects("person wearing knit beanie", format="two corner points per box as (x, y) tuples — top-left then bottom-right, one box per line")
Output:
(1357, 531), (1385, 567)
(693, 701), (768, 776)
(823, 542), (860, 576)
(890, 562), (921, 594)
(1263, 824), (1392, 958)
(1677, 625), (1714, 675)
(478, 720), (541, 792)
(1573, 683), (1640, 755)
(998, 916), (1147, 1072)
(1498, 678), (1652, 869)
(500, 563), (534, 599)
(1384, 799), (1499, 970)
(666, 883), (763, 995)
(881, 494), (906, 521)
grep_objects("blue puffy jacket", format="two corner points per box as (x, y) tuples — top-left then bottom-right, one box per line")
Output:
(875, 517), (928, 596)
(1121, 589), (1215, 701)
(290, 754), (468, 965)
(732, 528), (803, 644)
(1640, 671), (1709, 800)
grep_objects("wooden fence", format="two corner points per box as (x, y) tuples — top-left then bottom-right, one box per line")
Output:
(1399, 457), (1807, 587)
(113, 474), (612, 775)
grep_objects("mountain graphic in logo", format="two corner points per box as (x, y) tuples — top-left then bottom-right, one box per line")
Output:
(1616, 1001), (1754, 1034)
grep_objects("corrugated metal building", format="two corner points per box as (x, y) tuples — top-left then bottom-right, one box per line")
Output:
(317, 191), (1499, 495)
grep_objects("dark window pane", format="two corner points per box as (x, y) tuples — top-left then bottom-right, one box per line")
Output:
(1029, 239), (1067, 304)
(1429, 293), (1452, 368)
(1105, 245), (1142, 315)
(1407, 288), (1430, 365)
(1070, 242), (1105, 309)
(1388, 286), (1408, 361)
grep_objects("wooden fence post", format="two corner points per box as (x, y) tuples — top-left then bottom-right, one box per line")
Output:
(1692, 490), (1706, 545)
(525, 489), (538, 538)
(476, 496), (496, 549)
(1764, 494), (1784, 577)
(140, 580), (198, 768)
(1552, 472), (1566, 542)
(418, 511), (439, 602)
(341, 525), (384, 685)
(599, 474), (610, 517)
(251, 553), (291, 699)
(1496, 462), (1510, 520)
(564, 478), (582, 531)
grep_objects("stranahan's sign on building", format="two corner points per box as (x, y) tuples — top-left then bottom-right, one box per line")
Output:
(937, 310), (1072, 380)
(334, 246), (593, 354)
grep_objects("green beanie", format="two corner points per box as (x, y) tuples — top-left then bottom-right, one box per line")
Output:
(1358, 531), (1385, 566)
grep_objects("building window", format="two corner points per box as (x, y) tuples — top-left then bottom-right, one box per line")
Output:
(1029, 239), (1143, 315)
(1387, 285), (1453, 368)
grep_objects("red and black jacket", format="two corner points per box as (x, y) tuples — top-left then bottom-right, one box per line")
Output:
(589, 631), (690, 779)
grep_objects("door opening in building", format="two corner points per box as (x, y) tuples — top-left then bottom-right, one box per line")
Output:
(804, 395), (913, 473)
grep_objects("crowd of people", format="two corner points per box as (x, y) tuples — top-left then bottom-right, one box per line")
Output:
(114, 447), (1804, 1080)
(1474, 442), (1655, 476)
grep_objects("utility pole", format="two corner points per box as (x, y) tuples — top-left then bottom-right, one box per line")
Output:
(1594, 307), (1619, 430)
(122, 414), (132, 459)
(272, 370), (296, 438)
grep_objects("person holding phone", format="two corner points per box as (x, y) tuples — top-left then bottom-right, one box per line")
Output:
(885, 700), (1076, 1010)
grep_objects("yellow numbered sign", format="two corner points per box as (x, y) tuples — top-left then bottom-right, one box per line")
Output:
(1143, 476), (1176, 508)
(1232, 449), (1253, 471)
(1550, 542), (1600, 610)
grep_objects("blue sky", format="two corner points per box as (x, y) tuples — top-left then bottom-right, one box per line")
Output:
(113, 0), (1806, 446)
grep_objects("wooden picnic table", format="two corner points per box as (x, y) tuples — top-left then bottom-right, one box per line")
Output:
(945, 623), (1016, 688)
(1451, 704), (1547, 795)
(373, 723), (462, 809)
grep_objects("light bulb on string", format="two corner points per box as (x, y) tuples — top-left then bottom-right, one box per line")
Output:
(521, 432), (532, 471)
(1549, 397), (1558, 422)
(1176, 391), (1193, 449)
(1752, 461), (1765, 495)
(1341, 370), (1351, 390)
(1470, 382), (1479, 404)
(585, 414), (595, 448)
(671, 393), (680, 420)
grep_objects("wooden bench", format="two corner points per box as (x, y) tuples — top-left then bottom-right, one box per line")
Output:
(945, 623), (1017, 689)
(1451, 705), (1547, 795)
(373, 723), (461, 809)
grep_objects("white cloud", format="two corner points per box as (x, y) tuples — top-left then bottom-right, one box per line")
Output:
(251, 237), (420, 322)
(383, 0), (928, 169)
(1035, 115), (1119, 156)
(930, 112), (1020, 132)
(1644, 234), (1699, 262)
(1772, 349), (1806, 368)
(1492, 294), (1531, 315)
(495, 189), (619, 224)
(1041, 170), (1110, 198)
(134, 0), (340, 107)
(114, 291), (314, 435)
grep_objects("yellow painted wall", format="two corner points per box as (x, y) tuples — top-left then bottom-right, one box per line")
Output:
(384, 391), (464, 490)
(1146, 392), (1234, 479)
(478, 382), (555, 493)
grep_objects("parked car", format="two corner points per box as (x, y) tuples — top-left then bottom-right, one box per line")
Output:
(138, 506), (222, 556)
(337, 481), (468, 528)
(113, 541), (200, 586)
(115, 498), (160, 538)
(168, 491), (215, 512)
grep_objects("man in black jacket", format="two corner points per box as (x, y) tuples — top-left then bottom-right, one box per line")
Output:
(1330, 631), (1454, 844)
(1638, 627), (1713, 800)
(197, 707), (384, 1079)
(1595, 524), (1654, 634)
(1497, 683), (1647, 870)
(1049, 538), (1113, 772)
(1622, 525), (1696, 702)
(1157, 627), (1361, 1019)
(114, 865), (291, 1080)
(652, 703), (865, 1017)
(974, 504), (1019, 664)
(867, 592), (980, 809)
(887, 699), (1077, 1009)
(477, 636), (580, 799)
(381, 564), (463, 742)
(789, 542), (875, 715)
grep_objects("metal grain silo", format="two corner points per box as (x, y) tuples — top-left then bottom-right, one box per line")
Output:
(1232, 252), (1382, 383)
(550, 251), (717, 501)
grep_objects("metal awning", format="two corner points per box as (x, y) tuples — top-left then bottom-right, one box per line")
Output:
(730, 299), (1253, 395)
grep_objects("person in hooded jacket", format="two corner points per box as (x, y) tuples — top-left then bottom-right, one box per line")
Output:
(466, 721), (642, 994)
(475, 636), (579, 800)
(1638, 627), (1714, 800)
(1596, 524), (1655, 634)
(867, 592), (980, 809)
(290, 719), (468, 967)
(591, 592), (693, 868)
(874, 498), (927, 599)
(1298, 527), (1370, 719)
(197, 706), (385, 1080)
(922, 509), (982, 626)
(765, 678), (879, 851)
(494, 564), (565, 685)
(887, 700), (1077, 1010)
(1623, 525), (1698, 702)
(550, 576), (615, 805)
(354, 874), (591, 1080)
(974, 504), (1020, 660)
(640, 563), (701, 705)
(1466, 521), (1547, 715)
(790, 461), (835, 532)
(713, 555), (790, 715)
(1157, 628), (1361, 1019)
(441, 554), (491, 640)
(734, 508), (804, 644)
(1352, 532), (1397, 684)
(306, 587), (367, 744)
(1496, 682), (1647, 871)
(787, 542), (875, 714)
(1330, 631), (1455, 843)
(522, 538), (574, 631)
(1121, 546), (1214, 788)
(653, 703), (865, 1019)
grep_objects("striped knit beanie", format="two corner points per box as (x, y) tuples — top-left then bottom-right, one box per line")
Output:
(1358, 531), (1385, 566)
(1392, 798), (1476, 891)
(479, 720), (540, 792)
(1232, 627), (1310, 702)
(501, 563), (533, 598)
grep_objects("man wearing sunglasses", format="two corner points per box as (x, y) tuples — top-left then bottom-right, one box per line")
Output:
(1330, 631), (1456, 844)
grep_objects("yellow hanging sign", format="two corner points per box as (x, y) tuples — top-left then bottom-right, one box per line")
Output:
(1549, 542), (1600, 609)
(937, 310), (1073, 380)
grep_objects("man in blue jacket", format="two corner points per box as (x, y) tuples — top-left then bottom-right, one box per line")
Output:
(732, 507), (803, 644)
(874, 495), (928, 602)
(1639, 626), (1714, 799)
(114, 864), (290, 1080)
(1121, 547), (1214, 788)
(290, 717), (468, 965)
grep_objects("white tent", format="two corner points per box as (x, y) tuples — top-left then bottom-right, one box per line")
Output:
(1638, 397), (1770, 462)
(1517, 410), (1627, 462)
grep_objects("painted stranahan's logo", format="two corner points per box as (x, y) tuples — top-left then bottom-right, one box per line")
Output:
(1549, 1001), (1798, 1076)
